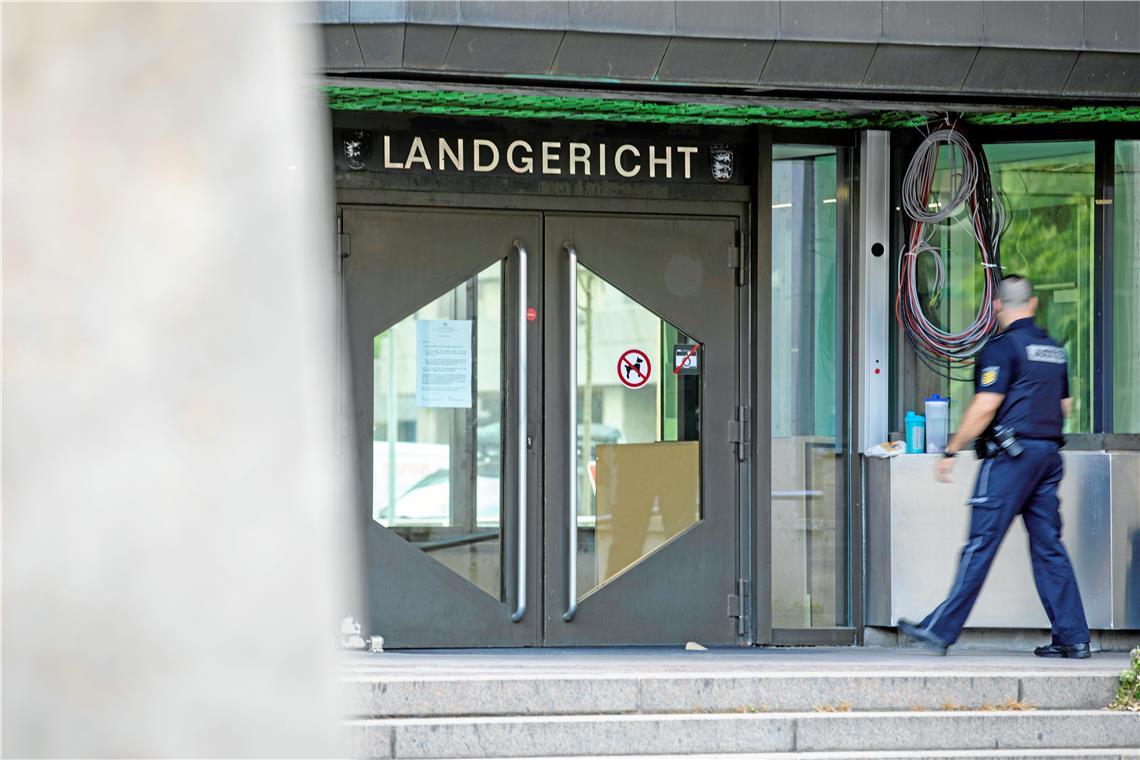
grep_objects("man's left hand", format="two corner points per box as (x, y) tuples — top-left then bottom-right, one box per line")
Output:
(936, 455), (956, 483)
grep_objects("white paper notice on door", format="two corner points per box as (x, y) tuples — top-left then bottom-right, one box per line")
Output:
(416, 319), (473, 408)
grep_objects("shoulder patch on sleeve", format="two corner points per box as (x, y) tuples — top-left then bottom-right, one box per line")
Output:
(981, 366), (999, 387)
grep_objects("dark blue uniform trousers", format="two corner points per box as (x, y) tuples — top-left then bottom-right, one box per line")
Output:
(918, 440), (1090, 646)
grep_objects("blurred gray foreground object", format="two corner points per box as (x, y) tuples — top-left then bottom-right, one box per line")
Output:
(3, 3), (357, 756)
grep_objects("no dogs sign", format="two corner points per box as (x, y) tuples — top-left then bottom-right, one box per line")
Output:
(617, 349), (651, 389)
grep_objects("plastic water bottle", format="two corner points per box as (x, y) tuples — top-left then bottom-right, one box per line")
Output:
(925, 394), (950, 453)
(905, 411), (926, 454)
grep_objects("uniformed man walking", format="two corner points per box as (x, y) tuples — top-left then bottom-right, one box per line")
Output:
(899, 275), (1091, 658)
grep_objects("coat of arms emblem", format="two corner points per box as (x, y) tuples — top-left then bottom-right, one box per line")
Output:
(342, 130), (371, 170)
(710, 146), (734, 183)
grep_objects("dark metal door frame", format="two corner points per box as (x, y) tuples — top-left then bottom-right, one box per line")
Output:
(540, 212), (745, 646)
(339, 190), (756, 648)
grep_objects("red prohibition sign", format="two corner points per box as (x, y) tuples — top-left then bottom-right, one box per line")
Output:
(617, 349), (651, 389)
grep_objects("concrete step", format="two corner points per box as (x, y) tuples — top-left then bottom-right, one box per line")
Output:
(344, 710), (1140, 759)
(340, 670), (1119, 717)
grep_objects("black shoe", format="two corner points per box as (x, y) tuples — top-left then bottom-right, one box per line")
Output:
(1034, 641), (1091, 659)
(898, 618), (948, 655)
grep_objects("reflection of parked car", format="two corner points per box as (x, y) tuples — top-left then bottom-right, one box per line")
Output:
(386, 467), (501, 527)
(380, 423), (624, 527)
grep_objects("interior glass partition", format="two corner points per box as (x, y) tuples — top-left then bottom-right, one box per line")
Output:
(770, 145), (849, 629)
(1115, 141), (1140, 434)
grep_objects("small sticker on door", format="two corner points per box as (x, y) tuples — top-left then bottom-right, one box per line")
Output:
(617, 349), (651, 389)
(673, 343), (700, 375)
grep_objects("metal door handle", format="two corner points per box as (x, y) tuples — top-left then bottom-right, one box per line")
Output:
(563, 241), (578, 622)
(511, 240), (528, 623)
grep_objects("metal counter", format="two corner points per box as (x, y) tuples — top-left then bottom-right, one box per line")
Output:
(866, 451), (1140, 630)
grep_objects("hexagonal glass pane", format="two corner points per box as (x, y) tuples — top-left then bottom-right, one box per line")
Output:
(373, 260), (503, 600)
(574, 263), (702, 600)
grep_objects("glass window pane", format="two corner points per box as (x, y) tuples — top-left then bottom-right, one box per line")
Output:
(574, 263), (701, 599)
(771, 145), (848, 628)
(372, 261), (503, 600)
(1115, 141), (1140, 433)
(909, 142), (1096, 434)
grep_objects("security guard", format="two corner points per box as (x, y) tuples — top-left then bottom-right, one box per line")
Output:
(899, 275), (1091, 658)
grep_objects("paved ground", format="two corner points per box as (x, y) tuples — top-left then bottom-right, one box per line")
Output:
(343, 646), (1131, 679)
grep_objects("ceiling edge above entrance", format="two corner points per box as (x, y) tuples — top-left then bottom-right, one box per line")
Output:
(322, 84), (1140, 130)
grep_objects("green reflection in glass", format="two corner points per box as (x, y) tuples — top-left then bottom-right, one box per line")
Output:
(1115, 141), (1140, 433)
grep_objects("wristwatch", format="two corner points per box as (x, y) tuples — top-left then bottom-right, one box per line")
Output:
(942, 450), (957, 459)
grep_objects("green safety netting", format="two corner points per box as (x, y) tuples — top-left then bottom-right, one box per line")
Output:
(325, 87), (1140, 129)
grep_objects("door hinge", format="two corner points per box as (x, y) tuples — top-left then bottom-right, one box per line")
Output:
(728, 405), (750, 461)
(728, 230), (746, 287)
(727, 578), (750, 636)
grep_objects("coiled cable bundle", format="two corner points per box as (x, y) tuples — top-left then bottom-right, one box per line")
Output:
(895, 122), (1006, 379)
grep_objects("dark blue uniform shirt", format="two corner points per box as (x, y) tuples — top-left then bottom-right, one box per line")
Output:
(974, 317), (1069, 441)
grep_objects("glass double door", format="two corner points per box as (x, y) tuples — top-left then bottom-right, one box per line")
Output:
(343, 206), (741, 647)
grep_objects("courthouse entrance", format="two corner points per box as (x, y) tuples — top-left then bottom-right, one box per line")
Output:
(342, 205), (746, 647)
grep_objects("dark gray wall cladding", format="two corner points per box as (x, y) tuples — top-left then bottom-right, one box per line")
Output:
(552, 32), (669, 80)
(657, 38), (772, 83)
(779, 1), (884, 44)
(963, 48), (1079, 95)
(460, 0), (570, 30)
(444, 27), (562, 74)
(674, 1), (779, 40)
(1084, 1), (1140, 53)
(862, 44), (978, 91)
(1064, 51), (1140, 96)
(403, 24), (455, 69)
(760, 41), (876, 87)
(323, 24), (365, 68)
(982, 1), (1085, 50)
(882, 1), (983, 46)
(568, 1), (675, 35)
(356, 24), (405, 67)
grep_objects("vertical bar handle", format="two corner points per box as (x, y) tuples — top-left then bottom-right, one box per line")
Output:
(511, 240), (528, 623)
(563, 241), (578, 622)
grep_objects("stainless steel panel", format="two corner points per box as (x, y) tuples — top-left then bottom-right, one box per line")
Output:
(1064, 52), (1140, 98)
(1084, 1), (1140, 53)
(656, 38), (770, 84)
(568, 1), (675, 36)
(1112, 453), (1140, 628)
(962, 48), (1078, 95)
(552, 32), (669, 81)
(403, 24), (456, 69)
(407, 0), (460, 25)
(780, 1), (883, 43)
(356, 24), (406, 69)
(760, 41), (875, 88)
(350, 0), (407, 23)
(444, 27), (563, 75)
(862, 44), (977, 92)
(982, 1), (1085, 50)
(856, 131), (889, 453)
(322, 24), (365, 69)
(460, 0), (570, 31)
(458, 0), (570, 30)
(318, 1), (351, 24)
(865, 459), (893, 626)
(867, 453), (1114, 630)
(675, 1), (779, 40)
(883, 1), (983, 46)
